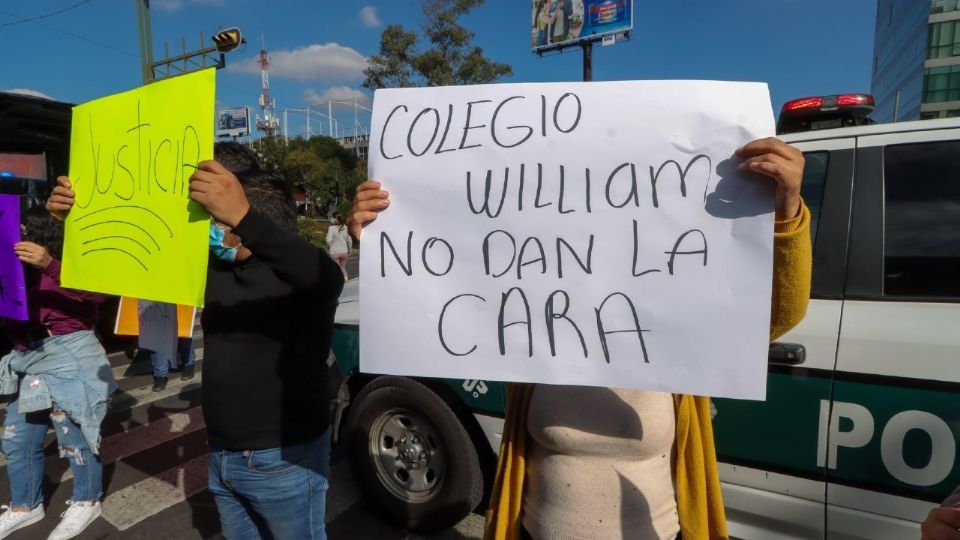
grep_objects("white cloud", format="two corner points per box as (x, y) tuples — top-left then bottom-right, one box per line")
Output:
(154, 0), (226, 12)
(304, 87), (371, 108)
(228, 43), (368, 82)
(3, 88), (54, 100)
(359, 6), (381, 28)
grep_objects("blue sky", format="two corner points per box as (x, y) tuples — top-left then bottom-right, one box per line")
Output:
(0, 0), (877, 139)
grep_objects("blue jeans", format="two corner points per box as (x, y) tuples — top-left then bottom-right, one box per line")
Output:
(2, 395), (102, 507)
(150, 337), (196, 378)
(208, 429), (331, 540)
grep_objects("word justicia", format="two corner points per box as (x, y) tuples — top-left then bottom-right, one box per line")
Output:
(73, 101), (201, 209)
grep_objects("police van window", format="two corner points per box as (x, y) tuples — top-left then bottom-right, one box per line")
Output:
(799, 151), (828, 249)
(883, 141), (960, 298)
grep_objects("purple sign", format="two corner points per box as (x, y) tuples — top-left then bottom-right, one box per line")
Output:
(0, 195), (27, 320)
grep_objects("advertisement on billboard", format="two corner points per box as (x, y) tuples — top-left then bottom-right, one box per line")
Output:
(216, 106), (250, 138)
(531, 0), (632, 51)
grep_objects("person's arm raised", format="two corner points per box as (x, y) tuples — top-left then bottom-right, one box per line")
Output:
(189, 160), (342, 294)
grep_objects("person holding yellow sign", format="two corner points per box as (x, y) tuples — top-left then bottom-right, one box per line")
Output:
(47, 141), (345, 540)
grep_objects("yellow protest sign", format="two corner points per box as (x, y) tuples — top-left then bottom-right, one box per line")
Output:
(63, 69), (214, 307)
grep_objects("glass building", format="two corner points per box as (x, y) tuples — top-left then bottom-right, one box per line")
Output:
(871, 0), (960, 122)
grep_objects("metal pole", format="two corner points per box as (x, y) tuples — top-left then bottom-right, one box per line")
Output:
(283, 109), (288, 145)
(893, 90), (901, 122)
(328, 101), (334, 138)
(306, 106), (311, 138)
(582, 40), (593, 82)
(136, 0), (155, 84)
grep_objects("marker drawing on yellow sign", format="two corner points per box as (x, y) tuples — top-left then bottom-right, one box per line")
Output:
(62, 69), (214, 307)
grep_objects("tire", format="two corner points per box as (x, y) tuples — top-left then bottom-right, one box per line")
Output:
(343, 376), (484, 533)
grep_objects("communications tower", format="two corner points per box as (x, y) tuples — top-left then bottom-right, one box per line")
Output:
(255, 38), (280, 136)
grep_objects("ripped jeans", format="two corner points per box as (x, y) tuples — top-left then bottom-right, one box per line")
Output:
(1, 395), (102, 508)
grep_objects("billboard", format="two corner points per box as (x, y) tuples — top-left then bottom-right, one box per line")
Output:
(531, 0), (632, 51)
(216, 106), (250, 138)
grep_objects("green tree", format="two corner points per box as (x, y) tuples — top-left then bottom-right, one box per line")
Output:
(363, 0), (512, 90)
(253, 135), (287, 170)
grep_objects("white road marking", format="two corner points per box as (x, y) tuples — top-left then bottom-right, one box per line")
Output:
(0, 375), (203, 469)
(101, 454), (209, 531)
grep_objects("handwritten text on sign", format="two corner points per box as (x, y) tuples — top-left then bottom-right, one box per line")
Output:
(63, 69), (214, 307)
(361, 81), (777, 400)
(137, 300), (178, 368)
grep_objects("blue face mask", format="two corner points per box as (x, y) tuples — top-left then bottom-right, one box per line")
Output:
(209, 223), (239, 263)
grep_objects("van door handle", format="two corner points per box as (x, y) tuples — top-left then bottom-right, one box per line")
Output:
(769, 343), (806, 365)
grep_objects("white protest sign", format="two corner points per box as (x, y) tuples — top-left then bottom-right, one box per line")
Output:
(361, 80), (776, 400)
(137, 300), (178, 368)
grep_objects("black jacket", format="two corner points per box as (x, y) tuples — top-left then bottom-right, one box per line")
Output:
(201, 210), (344, 449)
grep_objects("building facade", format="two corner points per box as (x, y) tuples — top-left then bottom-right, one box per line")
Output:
(872, 0), (960, 122)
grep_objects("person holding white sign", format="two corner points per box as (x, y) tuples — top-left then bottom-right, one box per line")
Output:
(349, 136), (812, 540)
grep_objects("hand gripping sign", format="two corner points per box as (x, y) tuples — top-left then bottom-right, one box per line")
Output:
(63, 69), (214, 307)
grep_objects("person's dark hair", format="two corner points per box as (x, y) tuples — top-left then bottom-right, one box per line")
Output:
(21, 204), (64, 260)
(243, 169), (297, 232)
(214, 141), (262, 178)
(213, 141), (297, 232)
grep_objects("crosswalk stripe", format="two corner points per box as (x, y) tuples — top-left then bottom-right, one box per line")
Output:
(110, 348), (204, 381)
(109, 375), (202, 415)
(101, 453), (209, 531)
(45, 406), (207, 484)
(0, 374), (203, 469)
(0, 347), (203, 411)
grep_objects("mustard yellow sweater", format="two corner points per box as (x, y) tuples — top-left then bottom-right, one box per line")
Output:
(485, 203), (812, 540)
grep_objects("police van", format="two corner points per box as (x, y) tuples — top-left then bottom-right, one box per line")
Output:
(330, 93), (960, 539)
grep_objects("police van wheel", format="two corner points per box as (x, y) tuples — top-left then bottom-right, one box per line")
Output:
(344, 376), (484, 533)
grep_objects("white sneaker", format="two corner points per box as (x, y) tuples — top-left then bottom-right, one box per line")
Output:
(0, 504), (44, 539)
(47, 500), (101, 540)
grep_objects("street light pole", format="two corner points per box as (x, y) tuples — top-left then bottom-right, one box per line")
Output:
(582, 40), (593, 82)
(135, 0), (243, 84)
(283, 108), (337, 139)
(331, 99), (372, 138)
(136, 0), (155, 84)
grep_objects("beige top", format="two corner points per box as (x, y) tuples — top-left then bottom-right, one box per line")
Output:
(523, 385), (680, 540)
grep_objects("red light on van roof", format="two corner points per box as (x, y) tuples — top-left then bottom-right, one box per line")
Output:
(836, 94), (874, 106)
(782, 94), (874, 113)
(783, 97), (824, 112)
